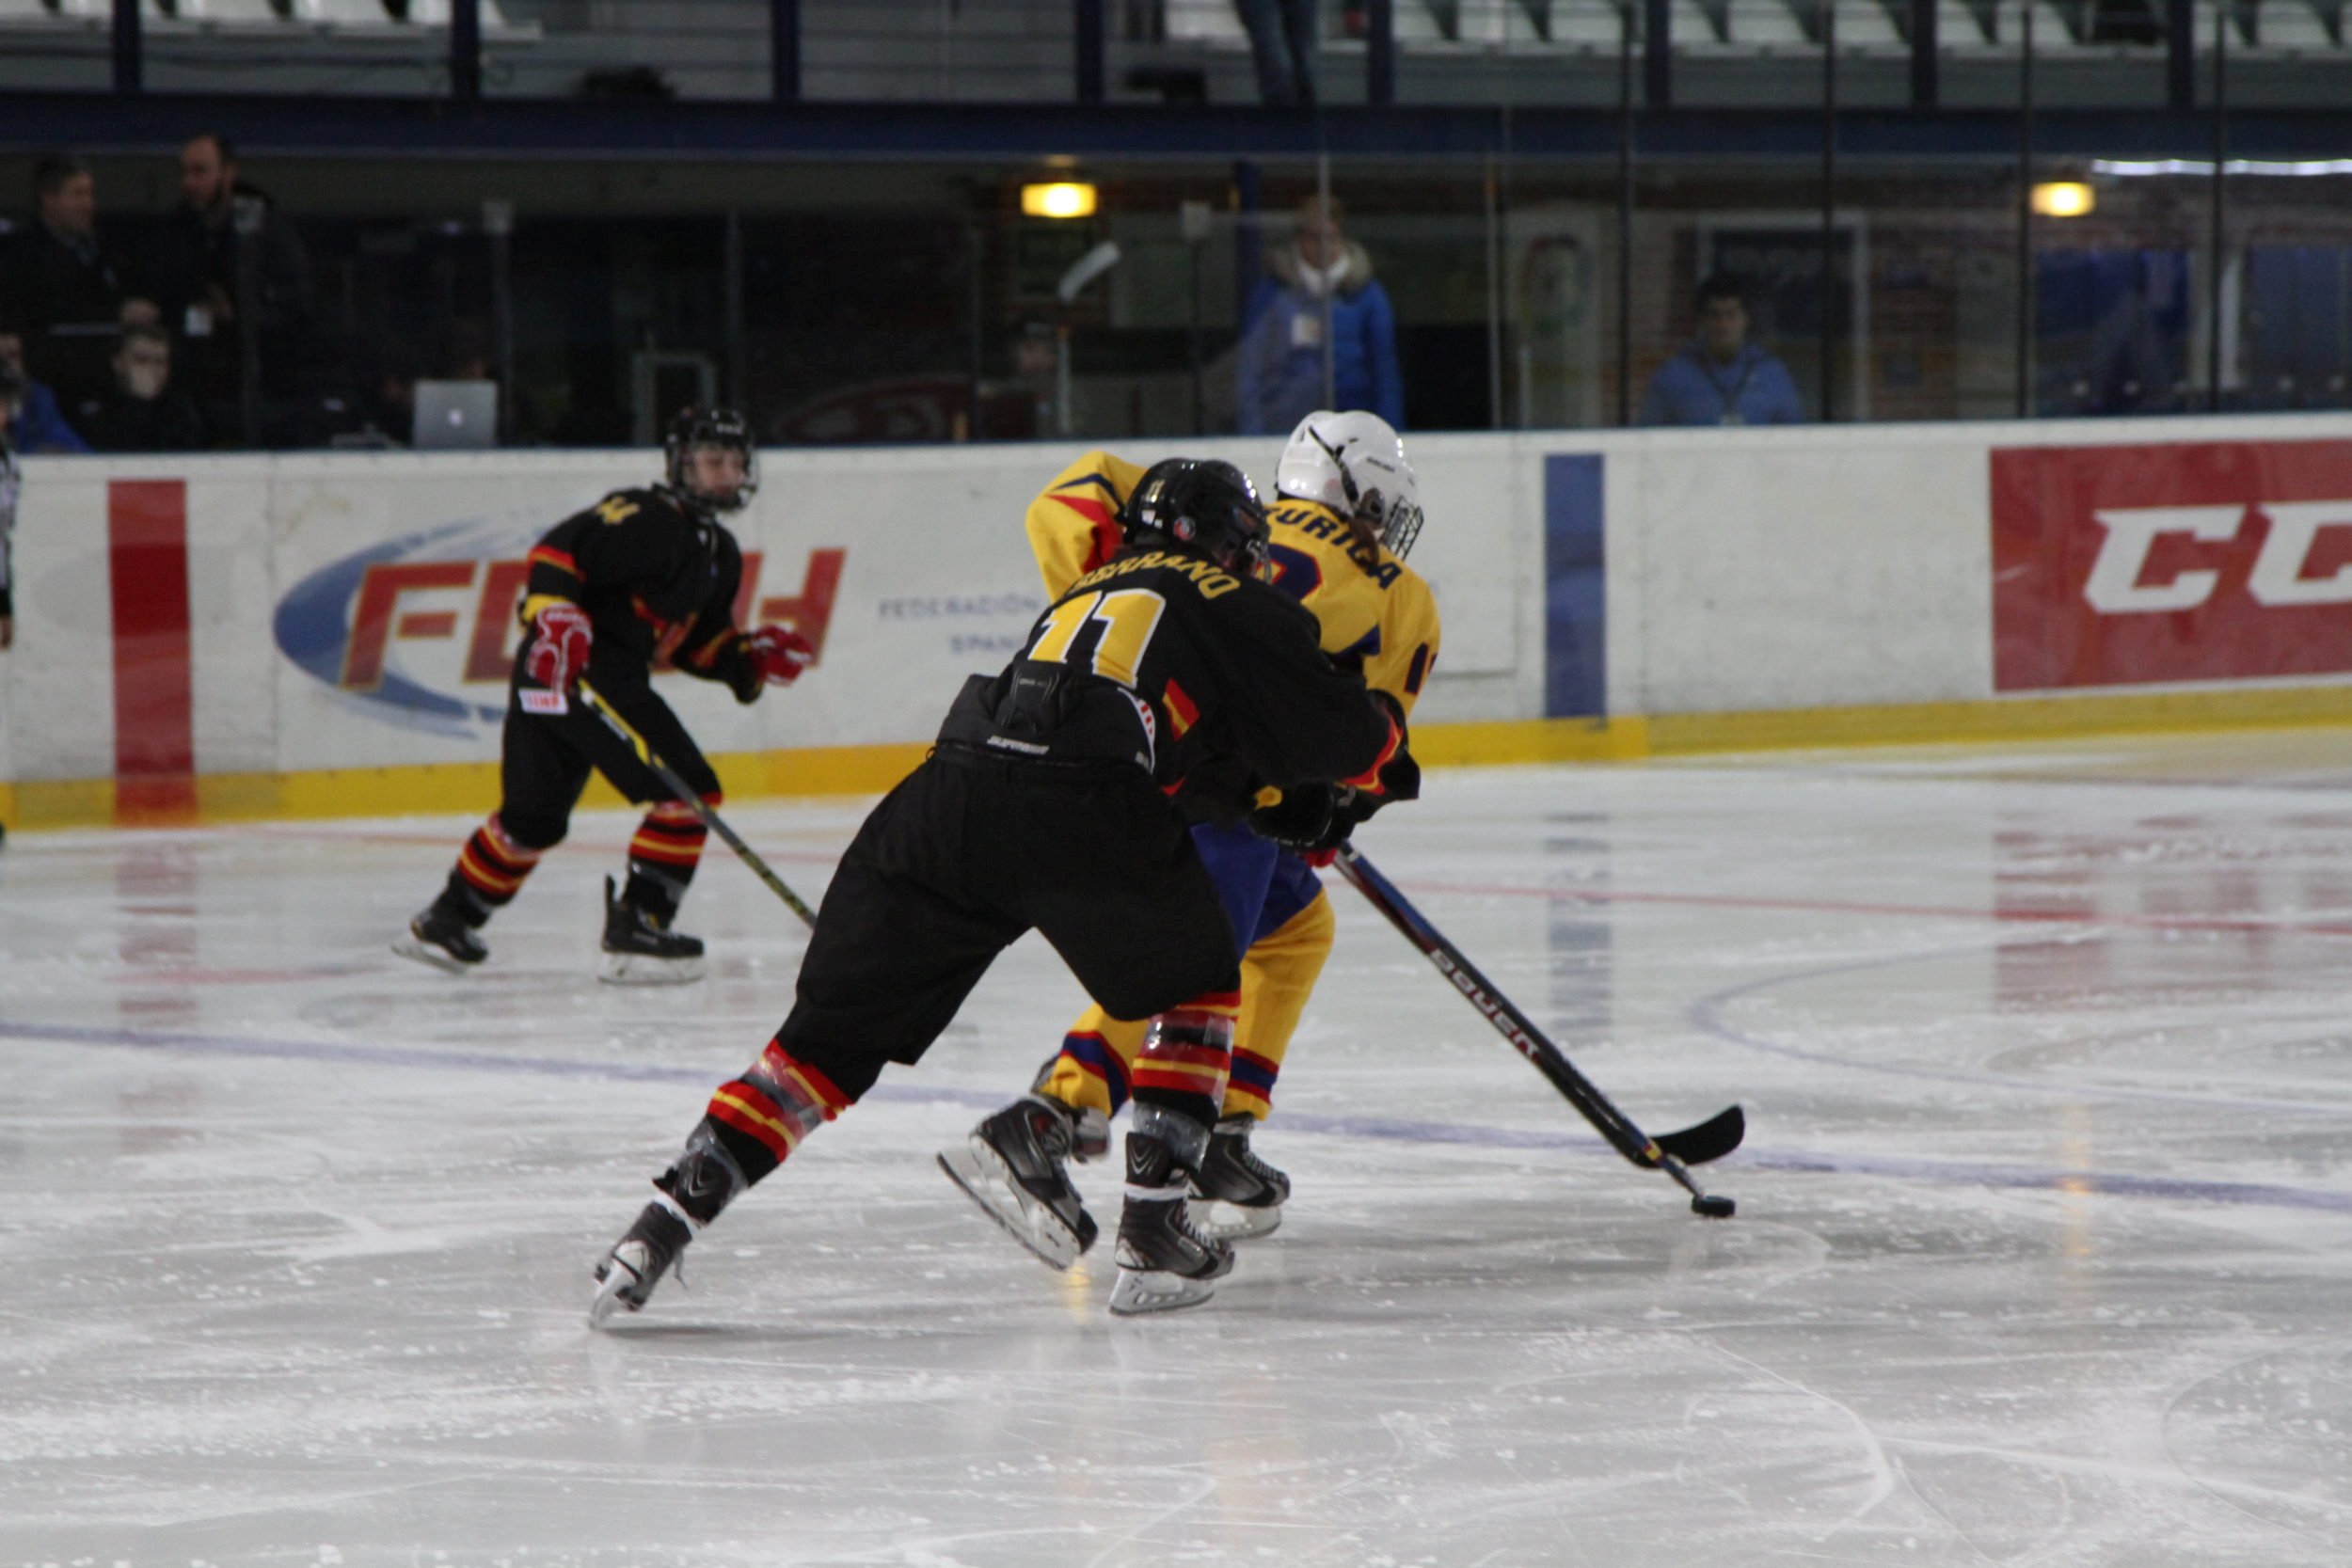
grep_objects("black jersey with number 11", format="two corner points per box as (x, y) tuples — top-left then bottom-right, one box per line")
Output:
(937, 542), (1403, 813)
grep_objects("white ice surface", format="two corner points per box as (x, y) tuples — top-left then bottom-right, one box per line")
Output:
(5, 730), (2352, 1566)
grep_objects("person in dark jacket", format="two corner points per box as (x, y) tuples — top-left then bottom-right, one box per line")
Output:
(4, 155), (156, 409)
(74, 325), (207, 454)
(1235, 196), (1405, 436)
(145, 133), (313, 437)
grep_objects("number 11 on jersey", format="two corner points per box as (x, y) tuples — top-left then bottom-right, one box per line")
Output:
(1026, 589), (1168, 689)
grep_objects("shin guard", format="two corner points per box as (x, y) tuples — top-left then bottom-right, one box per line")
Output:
(701, 1037), (854, 1188)
(625, 798), (713, 921)
(449, 814), (545, 918)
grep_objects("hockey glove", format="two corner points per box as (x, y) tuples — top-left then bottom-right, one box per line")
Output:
(723, 624), (816, 701)
(524, 602), (592, 690)
(745, 624), (816, 687)
(1248, 783), (1361, 865)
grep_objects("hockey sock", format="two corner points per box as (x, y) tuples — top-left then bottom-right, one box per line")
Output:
(449, 814), (544, 920)
(699, 1037), (855, 1188)
(1032, 1009), (1143, 1123)
(1129, 991), (1239, 1164)
(625, 799), (712, 920)
(1227, 893), (1334, 1119)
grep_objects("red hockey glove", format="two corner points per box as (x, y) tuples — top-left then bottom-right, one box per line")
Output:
(524, 602), (592, 690)
(743, 624), (816, 687)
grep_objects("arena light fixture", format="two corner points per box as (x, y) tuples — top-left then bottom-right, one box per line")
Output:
(1022, 182), (1099, 220)
(2030, 182), (2096, 218)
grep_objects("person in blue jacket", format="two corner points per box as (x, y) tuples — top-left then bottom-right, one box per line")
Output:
(1639, 274), (1806, 427)
(1236, 196), (1404, 436)
(0, 326), (89, 454)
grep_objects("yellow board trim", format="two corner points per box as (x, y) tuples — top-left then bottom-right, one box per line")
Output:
(9, 683), (2352, 833)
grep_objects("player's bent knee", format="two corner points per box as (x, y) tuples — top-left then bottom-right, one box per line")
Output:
(500, 812), (570, 853)
(1092, 966), (1241, 1026)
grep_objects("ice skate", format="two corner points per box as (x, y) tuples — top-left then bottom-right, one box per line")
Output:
(598, 875), (705, 986)
(938, 1094), (1102, 1269)
(1108, 1131), (1234, 1315)
(588, 1198), (693, 1326)
(1188, 1113), (1290, 1242)
(393, 897), (486, 974)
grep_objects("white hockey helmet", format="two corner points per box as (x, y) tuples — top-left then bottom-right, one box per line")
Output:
(1275, 409), (1426, 559)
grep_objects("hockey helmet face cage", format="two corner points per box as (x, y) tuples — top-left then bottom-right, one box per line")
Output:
(664, 405), (758, 514)
(1275, 409), (1426, 559)
(1124, 458), (1271, 575)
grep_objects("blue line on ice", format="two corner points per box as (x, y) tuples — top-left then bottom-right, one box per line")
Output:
(8, 1017), (2350, 1214)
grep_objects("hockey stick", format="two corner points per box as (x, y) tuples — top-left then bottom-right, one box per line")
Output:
(574, 678), (820, 927)
(1333, 846), (1742, 1216)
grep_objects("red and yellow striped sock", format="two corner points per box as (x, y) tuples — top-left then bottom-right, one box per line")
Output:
(452, 814), (543, 911)
(1130, 990), (1240, 1132)
(703, 1039), (854, 1184)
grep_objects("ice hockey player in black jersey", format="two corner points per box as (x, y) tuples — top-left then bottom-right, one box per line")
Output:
(394, 406), (816, 986)
(590, 457), (1409, 1322)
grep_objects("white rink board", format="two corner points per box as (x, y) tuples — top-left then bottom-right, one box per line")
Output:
(10, 414), (2352, 792)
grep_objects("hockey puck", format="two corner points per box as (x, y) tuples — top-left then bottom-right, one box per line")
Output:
(1691, 1194), (1736, 1219)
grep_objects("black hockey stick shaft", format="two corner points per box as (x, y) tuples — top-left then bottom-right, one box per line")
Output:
(575, 678), (820, 928)
(1334, 847), (1742, 1205)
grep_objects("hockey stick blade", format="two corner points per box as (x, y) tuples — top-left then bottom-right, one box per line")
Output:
(1652, 1103), (1745, 1167)
(1336, 847), (1745, 1211)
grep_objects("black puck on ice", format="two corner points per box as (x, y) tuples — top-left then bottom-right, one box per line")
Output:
(1691, 1194), (1736, 1219)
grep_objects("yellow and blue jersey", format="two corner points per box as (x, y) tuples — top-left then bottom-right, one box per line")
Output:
(1025, 451), (1441, 720)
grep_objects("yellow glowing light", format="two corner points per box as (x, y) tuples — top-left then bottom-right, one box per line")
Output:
(1022, 182), (1099, 220)
(2031, 182), (2096, 218)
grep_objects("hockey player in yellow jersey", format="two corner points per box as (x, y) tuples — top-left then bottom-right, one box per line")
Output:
(940, 410), (1438, 1270)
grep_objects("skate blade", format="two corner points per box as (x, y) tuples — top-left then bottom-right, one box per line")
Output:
(937, 1142), (1084, 1270)
(1107, 1266), (1219, 1316)
(597, 951), (706, 987)
(587, 1264), (641, 1328)
(392, 935), (474, 975)
(1188, 1196), (1282, 1243)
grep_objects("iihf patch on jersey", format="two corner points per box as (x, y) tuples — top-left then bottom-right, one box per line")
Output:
(518, 689), (569, 715)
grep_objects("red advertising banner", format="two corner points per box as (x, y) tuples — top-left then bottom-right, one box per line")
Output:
(1993, 439), (2352, 691)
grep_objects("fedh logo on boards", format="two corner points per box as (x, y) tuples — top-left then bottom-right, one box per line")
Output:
(273, 512), (844, 737)
(1992, 439), (2352, 691)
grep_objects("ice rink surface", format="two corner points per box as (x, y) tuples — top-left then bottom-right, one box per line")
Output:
(6, 729), (2352, 1567)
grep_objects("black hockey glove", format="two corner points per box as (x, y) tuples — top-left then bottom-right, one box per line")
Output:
(1248, 783), (1360, 859)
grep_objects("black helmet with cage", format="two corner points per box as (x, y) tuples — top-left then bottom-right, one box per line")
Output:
(662, 405), (758, 515)
(1120, 458), (1271, 576)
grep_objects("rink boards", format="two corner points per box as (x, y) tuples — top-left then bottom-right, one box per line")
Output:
(7, 415), (2352, 827)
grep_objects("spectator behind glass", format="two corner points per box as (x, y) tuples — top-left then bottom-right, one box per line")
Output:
(973, 322), (1057, 440)
(74, 324), (206, 454)
(1639, 273), (1806, 427)
(3, 155), (159, 408)
(1235, 194), (1404, 436)
(1236, 0), (1317, 106)
(148, 132), (314, 439)
(0, 325), (90, 454)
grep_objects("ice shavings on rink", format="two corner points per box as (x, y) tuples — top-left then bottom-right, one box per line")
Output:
(4, 734), (2352, 1565)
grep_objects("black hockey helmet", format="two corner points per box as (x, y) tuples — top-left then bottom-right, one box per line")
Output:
(663, 404), (757, 514)
(1122, 458), (1270, 574)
